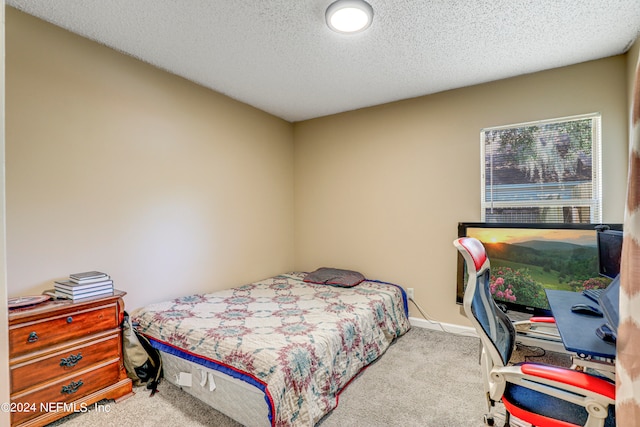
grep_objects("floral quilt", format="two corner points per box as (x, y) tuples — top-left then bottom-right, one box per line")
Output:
(132, 272), (410, 426)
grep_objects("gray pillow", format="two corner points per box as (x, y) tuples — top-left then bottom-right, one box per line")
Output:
(303, 267), (365, 287)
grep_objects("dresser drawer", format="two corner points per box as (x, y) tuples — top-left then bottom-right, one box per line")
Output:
(9, 304), (118, 358)
(10, 332), (120, 393)
(10, 359), (121, 426)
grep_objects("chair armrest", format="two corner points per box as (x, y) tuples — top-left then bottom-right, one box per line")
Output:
(529, 317), (555, 323)
(520, 363), (615, 400)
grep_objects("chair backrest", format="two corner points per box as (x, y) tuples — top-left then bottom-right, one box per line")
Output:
(454, 237), (516, 367)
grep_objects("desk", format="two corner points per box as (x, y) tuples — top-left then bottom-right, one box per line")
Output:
(545, 290), (615, 360)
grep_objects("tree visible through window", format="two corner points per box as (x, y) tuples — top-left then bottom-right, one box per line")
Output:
(482, 113), (601, 223)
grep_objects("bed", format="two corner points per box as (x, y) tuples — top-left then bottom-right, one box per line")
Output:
(132, 270), (411, 426)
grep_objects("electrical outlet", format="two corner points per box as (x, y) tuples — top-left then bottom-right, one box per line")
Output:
(406, 287), (414, 300)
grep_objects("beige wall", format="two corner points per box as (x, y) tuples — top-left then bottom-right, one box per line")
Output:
(6, 8), (295, 310)
(1, 2), (10, 424)
(4, 6), (634, 332)
(294, 56), (629, 325)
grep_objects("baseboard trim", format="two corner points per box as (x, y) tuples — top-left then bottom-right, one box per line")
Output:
(409, 316), (478, 337)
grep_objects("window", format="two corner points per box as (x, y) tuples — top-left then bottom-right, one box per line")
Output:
(481, 113), (601, 223)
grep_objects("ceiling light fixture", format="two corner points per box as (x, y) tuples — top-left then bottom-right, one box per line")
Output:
(326, 0), (374, 34)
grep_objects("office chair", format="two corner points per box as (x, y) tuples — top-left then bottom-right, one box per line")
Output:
(453, 237), (615, 427)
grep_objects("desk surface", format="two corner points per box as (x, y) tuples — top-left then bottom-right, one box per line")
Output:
(545, 289), (615, 359)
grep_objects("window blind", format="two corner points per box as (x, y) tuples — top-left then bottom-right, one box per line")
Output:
(481, 113), (601, 223)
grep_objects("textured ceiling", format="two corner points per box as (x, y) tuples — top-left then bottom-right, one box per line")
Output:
(7, 0), (640, 122)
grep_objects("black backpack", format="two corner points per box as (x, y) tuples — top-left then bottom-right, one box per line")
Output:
(122, 311), (162, 395)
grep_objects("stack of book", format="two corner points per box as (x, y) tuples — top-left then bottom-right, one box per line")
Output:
(54, 271), (114, 300)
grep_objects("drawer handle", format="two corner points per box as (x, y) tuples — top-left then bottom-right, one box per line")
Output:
(27, 331), (38, 343)
(60, 352), (83, 368)
(61, 380), (83, 394)
(67, 316), (73, 323)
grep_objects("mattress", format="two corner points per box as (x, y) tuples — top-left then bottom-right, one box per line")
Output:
(162, 351), (269, 426)
(133, 272), (410, 426)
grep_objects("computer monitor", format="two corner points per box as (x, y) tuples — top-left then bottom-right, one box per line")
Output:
(595, 228), (623, 338)
(597, 229), (623, 279)
(456, 222), (622, 316)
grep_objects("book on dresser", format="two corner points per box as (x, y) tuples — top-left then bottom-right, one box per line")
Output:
(55, 280), (114, 292)
(54, 284), (114, 300)
(55, 271), (114, 301)
(69, 271), (109, 283)
(69, 276), (110, 285)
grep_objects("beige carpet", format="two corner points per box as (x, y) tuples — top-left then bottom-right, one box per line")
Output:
(49, 327), (569, 426)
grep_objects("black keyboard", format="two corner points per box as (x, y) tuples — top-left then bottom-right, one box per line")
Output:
(583, 288), (604, 302)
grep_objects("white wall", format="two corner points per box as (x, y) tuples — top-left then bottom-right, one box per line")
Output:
(628, 38), (640, 116)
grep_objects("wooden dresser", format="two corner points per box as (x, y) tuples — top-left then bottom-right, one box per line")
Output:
(8, 291), (133, 426)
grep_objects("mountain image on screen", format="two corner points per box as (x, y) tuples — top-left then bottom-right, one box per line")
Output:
(483, 240), (606, 310)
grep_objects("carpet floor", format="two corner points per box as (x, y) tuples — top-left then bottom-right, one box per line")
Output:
(49, 326), (569, 426)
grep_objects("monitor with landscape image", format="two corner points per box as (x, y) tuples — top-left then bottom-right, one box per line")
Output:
(456, 222), (623, 316)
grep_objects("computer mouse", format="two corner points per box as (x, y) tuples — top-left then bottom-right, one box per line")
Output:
(571, 303), (603, 317)
(596, 323), (617, 343)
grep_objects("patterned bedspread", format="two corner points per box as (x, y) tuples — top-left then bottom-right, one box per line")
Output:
(132, 272), (410, 426)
